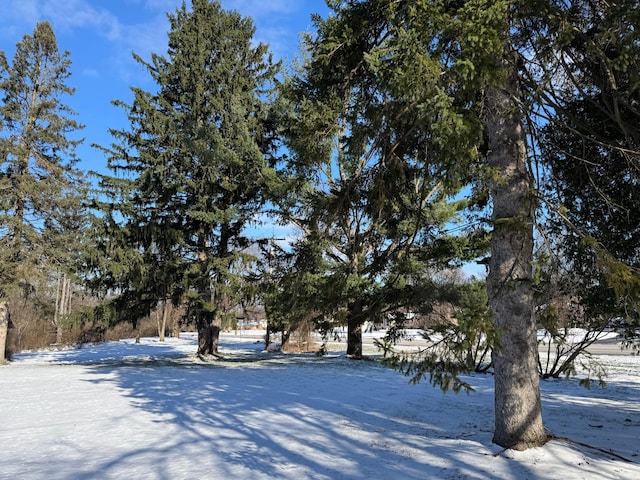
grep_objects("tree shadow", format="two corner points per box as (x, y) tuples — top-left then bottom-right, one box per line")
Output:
(74, 352), (526, 479)
(541, 375), (640, 462)
(7, 339), (638, 479)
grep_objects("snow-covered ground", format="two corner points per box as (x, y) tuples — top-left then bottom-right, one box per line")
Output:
(1, 333), (639, 479)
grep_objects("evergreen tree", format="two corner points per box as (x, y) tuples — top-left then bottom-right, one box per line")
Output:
(541, 98), (639, 326)
(300, 0), (637, 449)
(0, 21), (84, 362)
(47, 185), (90, 344)
(295, 0), (550, 448)
(93, 0), (279, 356)
(394, 278), (495, 390)
(537, 0), (640, 328)
(276, 4), (483, 358)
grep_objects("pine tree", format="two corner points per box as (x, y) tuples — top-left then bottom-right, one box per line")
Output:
(276, 1), (483, 358)
(295, 0), (550, 448)
(541, 98), (640, 325)
(93, 0), (279, 356)
(47, 184), (90, 343)
(0, 21), (84, 362)
(300, 0), (637, 449)
(537, 0), (640, 327)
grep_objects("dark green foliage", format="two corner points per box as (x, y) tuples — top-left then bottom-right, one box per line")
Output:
(538, 0), (640, 333)
(0, 21), (85, 297)
(380, 280), (496, 392)
(0, 22), (86, 359)
(90, 0), (279, 354)
(274, 0), (490, 357)
(384, 348), (475, 394)
(527, 0), (639, 154)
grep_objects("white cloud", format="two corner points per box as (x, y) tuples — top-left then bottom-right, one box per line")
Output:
(1, 0), (121, 38)
(1, 0), (42, 28)
(0, 0), (170, 53)
(218, 0), (320, 60)
(118, 15), (171, 59)
(0, 0), (318, 82)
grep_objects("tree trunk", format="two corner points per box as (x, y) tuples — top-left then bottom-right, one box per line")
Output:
(211, 321), (221, 355)
(157, 299), (168, 342)
(161, 301), (169, 341)
(281, 329), (291, 351)
(54, 271), (61, 342)
(0, 301), (9, 364)
(60, 274), (70, 344)
(195, 228), (223, 357)
(198, 323), (214, 355)
(346, 299), (363, 358)
(197, 321), (221, 357)
(54, 271), (70, 344)
(173, 321), (180, 338)
(485, 77), (546, 450)
(264, 322), (271, 351)
(56, 322), (63, 345)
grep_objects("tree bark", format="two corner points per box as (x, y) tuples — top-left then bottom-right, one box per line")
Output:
(264, 322), (271, 351)
(58, 273), (70, 344)
(485, 76), (546, 450)
(195, 230), (222, 357)
(198, 323), (214, 355)
(173, 321), (180, 338)
(157, 299), (169, 342)
(281, 329), (291, 351)
(54, 272), (62, 342)
(0, 301), (9, 364)
(346, 299), (363, 358)
(53, 271), (70, 344)
(57, 279), (65, 344)
(197, 322), (221, 356)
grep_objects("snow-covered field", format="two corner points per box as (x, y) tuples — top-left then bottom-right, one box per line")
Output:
(1, 333), (639, 479)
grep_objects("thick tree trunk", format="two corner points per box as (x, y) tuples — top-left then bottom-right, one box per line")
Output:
(0, 301), (9, 364)
(195, 230), (222, 357)
(346, 299), (363, 358)
(197, 322), (221, 357)
(198, 323), (213, 355)
(211, 322), (221, 355)
(485, 79), (546, 450)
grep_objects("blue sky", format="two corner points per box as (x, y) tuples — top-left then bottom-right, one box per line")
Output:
(0, 0), (330, 176)
(1, 1), (486, 276)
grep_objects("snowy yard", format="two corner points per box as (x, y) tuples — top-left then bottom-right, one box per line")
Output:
(1, 333), (640, 479)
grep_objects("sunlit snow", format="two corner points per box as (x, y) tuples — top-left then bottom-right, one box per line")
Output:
(1, 332), (639, 479)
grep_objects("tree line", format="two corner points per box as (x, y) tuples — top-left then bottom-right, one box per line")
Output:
(1, 0), (638, 451)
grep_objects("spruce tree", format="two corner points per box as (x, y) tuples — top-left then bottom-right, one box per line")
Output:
(93, 0), (279, 356)
(0, 21), (84, 362)
(541, 98), (640, 327)
(276, 1), (483, 358)
(537, 0), (640, 326)
(296, 0), (547, 448)
(299, 0), (637, 449)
